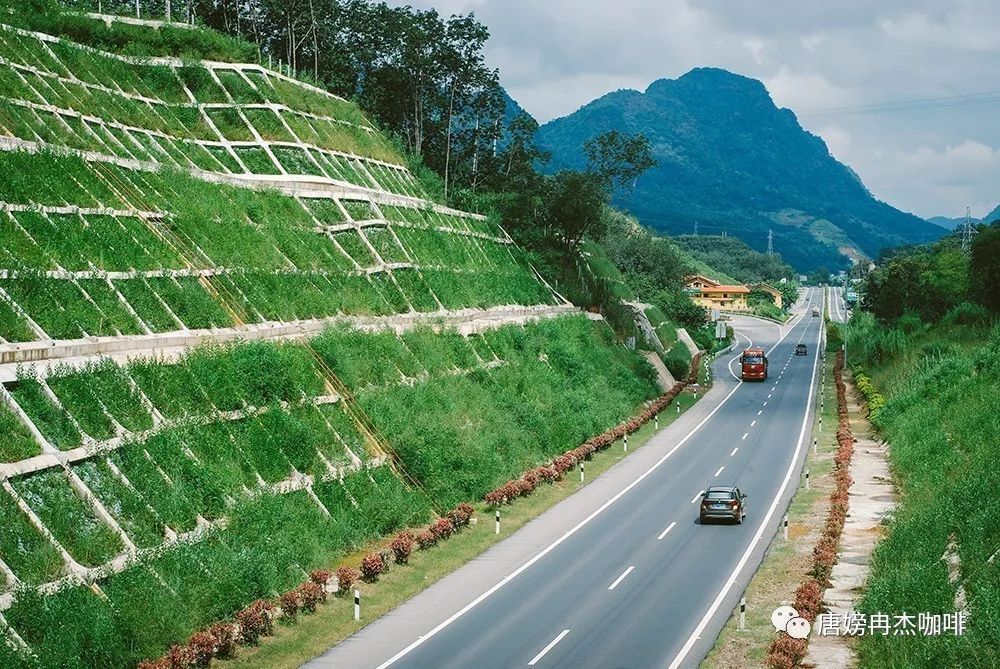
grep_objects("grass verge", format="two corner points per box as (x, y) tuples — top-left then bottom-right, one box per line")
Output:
(219, 391), (702, 669)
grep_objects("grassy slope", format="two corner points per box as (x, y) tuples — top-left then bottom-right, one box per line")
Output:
(848, 314), (1000, 668)
(0, 12), (667, 669)
(216, 391), (702, 669)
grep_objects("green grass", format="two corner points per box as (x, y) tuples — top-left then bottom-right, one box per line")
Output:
(73, 459), (165, 549)
(215, 389), (700, 669)
(0, 400), (40, 461)
(848, 316), (1000, 668)
(0, 489), (65, 586)
(3, 475), (429, 669)
(10, 372), (81, 450)
(0, 295), (34, 342)
(359, 317), (658, 508)
(13, 469), (124, 567)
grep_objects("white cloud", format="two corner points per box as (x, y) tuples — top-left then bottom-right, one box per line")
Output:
(799, 33), (825, 52)
(852, 140), (1000, 217)
(762, 67), (857, 112)
(742, 37), (769, 65)
(817, 126), (852, 159)
(879, 9), (1000, 52)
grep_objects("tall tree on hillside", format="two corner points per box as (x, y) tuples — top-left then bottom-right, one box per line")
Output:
(583, 130), (656, 194)
(438, 14), (496, 199)
(546, 171), (607, 252)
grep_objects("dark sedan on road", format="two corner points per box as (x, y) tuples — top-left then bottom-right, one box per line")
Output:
(795, 344), (808, 356)
(699, 486), (747, 524)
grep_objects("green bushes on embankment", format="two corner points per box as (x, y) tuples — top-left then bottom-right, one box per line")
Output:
(848, 314), (1000, 669)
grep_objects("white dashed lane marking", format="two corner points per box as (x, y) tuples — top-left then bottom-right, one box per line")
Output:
(529, 630), (571, 666)
(608, 566), (635, 591)
(657, 521), (677, 541)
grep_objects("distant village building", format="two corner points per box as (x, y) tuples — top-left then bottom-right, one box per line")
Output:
(684, 275), (751, 312)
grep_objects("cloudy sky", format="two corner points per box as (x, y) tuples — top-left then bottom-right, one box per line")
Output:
(388, 0), (1000, 219)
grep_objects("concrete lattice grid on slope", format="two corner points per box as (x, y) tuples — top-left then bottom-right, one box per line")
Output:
(0, 16), (581, 652)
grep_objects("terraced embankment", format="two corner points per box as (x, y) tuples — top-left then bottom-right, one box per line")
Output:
(0, 12), (665, 668)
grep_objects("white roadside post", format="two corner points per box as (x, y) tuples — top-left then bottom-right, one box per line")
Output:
(783, 515), (789, 540)
(805, 469), (810, 490)
(579, 461), (585, 482)
(739, 597), (746, 631)
(624, 432), (628, 452)
(495, 508), (500, 535)
(655, 413), (659, 430)
(354, 589), (360, 621)
(813, 438), (818, 455)
(676, 401), (680, 414)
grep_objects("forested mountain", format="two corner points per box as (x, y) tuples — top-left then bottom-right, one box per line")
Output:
(670, 235), (794, 285)
(536, 68), (946, 272)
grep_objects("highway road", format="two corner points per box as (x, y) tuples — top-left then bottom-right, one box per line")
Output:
(309, 287), (825, 669)
(826, 285), (849, 323)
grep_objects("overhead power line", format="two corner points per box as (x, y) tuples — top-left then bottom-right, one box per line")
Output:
(799, 89), (1000, 117)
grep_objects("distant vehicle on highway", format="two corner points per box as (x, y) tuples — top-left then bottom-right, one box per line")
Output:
(812, 307), (820, 317)
(740, 347), (768, 381)
(795, 344), (808, 356)
(699, 486), (748, 524)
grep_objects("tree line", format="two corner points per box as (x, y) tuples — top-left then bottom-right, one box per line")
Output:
(861, 222), (1000, 324)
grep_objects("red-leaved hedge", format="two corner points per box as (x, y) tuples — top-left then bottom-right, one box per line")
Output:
(766, 349), (855, 668)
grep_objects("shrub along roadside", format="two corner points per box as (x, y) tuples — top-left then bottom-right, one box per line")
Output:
(766, 349), (854, 669)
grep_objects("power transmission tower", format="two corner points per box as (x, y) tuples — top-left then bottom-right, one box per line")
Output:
(767, 229), (774, 255)
(961, 206), (977, 253)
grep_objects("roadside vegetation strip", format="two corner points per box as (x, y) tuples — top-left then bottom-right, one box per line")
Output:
(135, 357), (706, 669)
(764, 344), (853, 669)
(846, 316), (1000, 668)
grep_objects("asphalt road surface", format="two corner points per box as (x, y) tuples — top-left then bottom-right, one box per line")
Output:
(826, 285), (849, 323)
(308, 287), (825, 669)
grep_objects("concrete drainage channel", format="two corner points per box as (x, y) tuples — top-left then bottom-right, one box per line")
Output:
(803, 379), (896, 668)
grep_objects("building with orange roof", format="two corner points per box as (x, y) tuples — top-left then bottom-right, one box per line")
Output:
(683, 275), (751, 311)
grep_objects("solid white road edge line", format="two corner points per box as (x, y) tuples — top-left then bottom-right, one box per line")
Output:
(375, 290), (815, 669)
(608, 565), (636, 591)
(658, 521), (677, 541)
(527, 629), (570, 666)
(666, 289), (824, 669)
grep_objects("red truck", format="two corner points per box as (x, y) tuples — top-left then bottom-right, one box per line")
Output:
(741, 347), (768, 381)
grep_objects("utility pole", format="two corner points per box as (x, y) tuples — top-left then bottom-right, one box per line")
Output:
(767, 229), (774, 256)
(961, 206), (976, 253)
